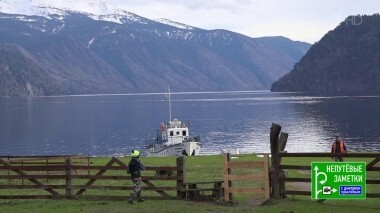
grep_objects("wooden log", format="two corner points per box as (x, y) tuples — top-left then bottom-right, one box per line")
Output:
(263, 154), (270, 200)
(187, 183), (199, 200)
(279, 152), (380, 158)
(70, 195), (180, 200)
(282, 190), (310, 195)
(0, 195), (62, 199)
(283, 177), (310, 182)
(0, 165), (66, 171)
(71, 175), (180, 181)
(270, 123), (282, 199)
(184, 181), (224, 185)
(184, 187), (224, 192)
(65, 158), (72, 199)
(278, 132), (288, 153)
(0, 175), (66, 179)
(280, 165), (311, 170)
(223, 153), (232, 201)
(366, 157), (380, 170)
(0, 185), (66, 189)
(278, 132), (288, 167)
(212, 182), (223, 201)
(142, 180), (171, 197)
(367, 179), (380, 184)
(70, 185), (178, 191)
(278, 133), (288, 199)
(270, 123), (282, 166)
(367, 193), (380, 198)
(176, 157), (186, 198)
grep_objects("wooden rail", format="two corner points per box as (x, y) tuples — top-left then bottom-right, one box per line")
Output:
(270, 123), (380, 199)
(0, 156), (185, 200)
(0, 155), (273, 203)
(223, 153), (270, 202)
(278, 152), (380, 198)
(182, 181), (224, 201)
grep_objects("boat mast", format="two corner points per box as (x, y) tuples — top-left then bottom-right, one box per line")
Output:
(168, 86), (172, 122)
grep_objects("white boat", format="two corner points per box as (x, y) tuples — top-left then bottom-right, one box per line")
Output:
(145, 119), (202, 157)
(145, 88), (202, 157)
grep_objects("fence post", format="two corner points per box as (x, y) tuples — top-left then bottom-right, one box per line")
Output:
(279, 133), (288, 157)
(270, 123), (282, 199)
(46, 158), (49, 183)
(65, 158), (72, 199)
(176, 156), (186, 199)
(223, 153), (232, 201)
(263, 154), (270, 199)
(21, 159), (24, 186)
(278, 132), (288, 198)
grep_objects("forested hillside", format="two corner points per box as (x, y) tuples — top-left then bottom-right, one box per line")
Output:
(271, 14), (380, 94)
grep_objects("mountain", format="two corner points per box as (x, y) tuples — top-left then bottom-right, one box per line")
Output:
(0, 0), (310, 96)
(0, 43), (64, 96)
(271, 14), (380, 94)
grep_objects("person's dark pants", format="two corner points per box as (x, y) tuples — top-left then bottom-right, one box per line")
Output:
(129, 177), (143, 202)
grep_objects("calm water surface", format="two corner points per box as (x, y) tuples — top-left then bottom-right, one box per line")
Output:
(1, 91), (380, 156)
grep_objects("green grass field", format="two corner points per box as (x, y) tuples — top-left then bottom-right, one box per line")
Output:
(0, 154), (379, 213)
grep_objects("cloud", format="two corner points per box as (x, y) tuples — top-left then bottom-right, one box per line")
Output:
(110, 0), (257, 12)
(92, 0), (380, 42)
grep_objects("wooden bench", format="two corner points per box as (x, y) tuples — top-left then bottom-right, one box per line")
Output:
(182, 181), (224, 201)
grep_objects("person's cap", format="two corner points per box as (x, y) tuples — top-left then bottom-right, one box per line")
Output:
(131, 150), (140, 158)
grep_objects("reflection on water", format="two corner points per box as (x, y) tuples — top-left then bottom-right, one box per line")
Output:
(0, 91), (380, 156)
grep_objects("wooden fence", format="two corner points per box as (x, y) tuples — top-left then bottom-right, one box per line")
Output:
(278, 152), (380, 198)
(269, 122), (380, 199)
(0, 156), (185, 200)
(0, 154), (271, 202)
(223, 153), (270, 201)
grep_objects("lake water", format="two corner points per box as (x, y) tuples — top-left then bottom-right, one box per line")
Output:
(1, 91), (380, 156)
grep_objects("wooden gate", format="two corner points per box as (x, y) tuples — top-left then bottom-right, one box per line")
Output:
(0, 156), (185, 200)
(223, 153), (270, 201)
(0, 155), (89, 199)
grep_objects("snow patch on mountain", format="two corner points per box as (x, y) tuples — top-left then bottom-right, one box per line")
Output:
(0, 0), (147, 24)
(155, 18), (194, 30)
(87, 37), (95, 48)
(0, 0), (210, 40)
(92, 10), (148, 25)
(0, 0), (67, 18)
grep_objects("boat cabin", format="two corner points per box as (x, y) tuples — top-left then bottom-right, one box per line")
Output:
(160, 119), (189, 145)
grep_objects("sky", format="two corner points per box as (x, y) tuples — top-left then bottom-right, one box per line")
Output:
(106, 0), (380, 43)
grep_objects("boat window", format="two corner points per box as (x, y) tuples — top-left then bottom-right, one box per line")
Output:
(170, 131), (173, 136)
(176, 131), (180, 135)
(182, 131), (186, 136)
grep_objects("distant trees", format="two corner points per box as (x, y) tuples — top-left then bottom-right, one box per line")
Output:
(271, 14), (380, 94)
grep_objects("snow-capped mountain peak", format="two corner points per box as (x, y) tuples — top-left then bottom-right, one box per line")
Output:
(155, 18), (195, 30)
(0, 0), (146, 24)
(0, 0), (110, 15)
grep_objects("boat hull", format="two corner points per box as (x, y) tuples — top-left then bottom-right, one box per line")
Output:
(146, 141), (201, 157)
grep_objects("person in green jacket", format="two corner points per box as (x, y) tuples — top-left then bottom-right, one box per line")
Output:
(127, 150), (145, 204)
